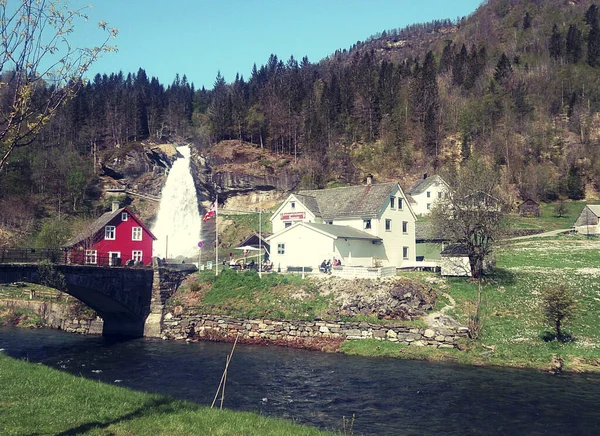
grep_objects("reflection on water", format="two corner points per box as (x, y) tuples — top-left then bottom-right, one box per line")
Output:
(1, 327), (600, 435)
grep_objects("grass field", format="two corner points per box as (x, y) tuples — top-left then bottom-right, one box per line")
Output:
(344, 233), (600, 372)
(0, 354), (333, 436)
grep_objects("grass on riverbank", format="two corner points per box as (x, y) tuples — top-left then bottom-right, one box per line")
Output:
(176, 269), (333, 320)
(344, 234), (600, 372)
(0, 353), (333, 436)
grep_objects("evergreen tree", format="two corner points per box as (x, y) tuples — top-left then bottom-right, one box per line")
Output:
(566, 24), (583, 63)
(587, 12), (600, 67)
(566, 164), (585, 200)
(549, 24), (563, 60)
(523, 12), (532, 30)
(493, 53), (513, 86)
(453, 44), (468, 86)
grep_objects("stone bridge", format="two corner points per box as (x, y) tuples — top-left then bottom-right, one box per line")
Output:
(0, 262), (196, 337)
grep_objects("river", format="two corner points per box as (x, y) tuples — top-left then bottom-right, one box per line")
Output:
(1, 327), (599, 435)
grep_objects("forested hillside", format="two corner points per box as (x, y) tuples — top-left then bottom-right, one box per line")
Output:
(2, 0), (600, 244)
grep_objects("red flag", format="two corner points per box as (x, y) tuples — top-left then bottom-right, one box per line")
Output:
(203, 202), (216, 222)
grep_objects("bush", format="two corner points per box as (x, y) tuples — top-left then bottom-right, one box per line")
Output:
(541, 285), (576, 342)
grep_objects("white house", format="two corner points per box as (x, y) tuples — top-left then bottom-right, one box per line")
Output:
(574, 205), (600, 235)
(407, 174), (449, 215)
(268, 180), (416, 271)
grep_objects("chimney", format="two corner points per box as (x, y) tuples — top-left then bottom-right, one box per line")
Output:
(366, 174), (373, 185)
(112, 201), (120, 212)
(423, 173), (428, 180)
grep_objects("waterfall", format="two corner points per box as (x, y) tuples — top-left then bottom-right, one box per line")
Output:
(153, 146), (202, 259)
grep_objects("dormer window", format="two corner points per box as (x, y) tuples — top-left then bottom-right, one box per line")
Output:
(291, 201), (296, 209)
(390, 196), (395, 209)
(121, 212), (128, 221)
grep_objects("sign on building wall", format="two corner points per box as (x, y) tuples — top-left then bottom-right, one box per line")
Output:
(280, 212), (305, 220)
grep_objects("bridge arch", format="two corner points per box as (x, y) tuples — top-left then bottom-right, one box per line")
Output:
(0, 263), (192, 337)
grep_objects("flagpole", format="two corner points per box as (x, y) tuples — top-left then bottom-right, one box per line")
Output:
(215, 195), (219, 276)
(258, 207), (262, 279)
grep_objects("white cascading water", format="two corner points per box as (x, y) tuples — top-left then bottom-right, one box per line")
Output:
(153, 146), (202, 259)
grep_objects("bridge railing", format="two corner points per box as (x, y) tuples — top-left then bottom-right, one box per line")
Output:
(0, 248), (64, 264)
(0, 248), (149, 267)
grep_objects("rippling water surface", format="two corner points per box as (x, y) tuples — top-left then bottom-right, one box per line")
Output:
(2, 327), (600, 435)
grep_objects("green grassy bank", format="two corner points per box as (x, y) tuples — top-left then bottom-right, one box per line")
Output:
(0, 353), (333, 436)
(344, 234), (600, 372)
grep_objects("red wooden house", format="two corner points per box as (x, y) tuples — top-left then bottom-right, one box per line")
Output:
(62, 202), (157, 266)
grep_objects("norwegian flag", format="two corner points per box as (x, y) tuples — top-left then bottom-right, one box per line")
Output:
(203, 202), (216, 222)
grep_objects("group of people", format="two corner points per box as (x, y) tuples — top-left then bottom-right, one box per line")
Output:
(319, 257), (342, 273)
(227, 252), (273, 272)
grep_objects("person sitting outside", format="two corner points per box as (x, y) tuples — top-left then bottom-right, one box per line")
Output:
(320, 260), (328, 273)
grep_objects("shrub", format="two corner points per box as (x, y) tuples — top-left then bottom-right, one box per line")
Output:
(541, 285), (576, 341)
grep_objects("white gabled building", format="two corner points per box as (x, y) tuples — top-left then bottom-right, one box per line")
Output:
(268, 180), (416, 271)
(407, 174), (449, 216)
(574, 205), (600, 235)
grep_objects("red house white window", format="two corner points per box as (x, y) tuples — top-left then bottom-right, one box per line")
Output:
(85, 250), (97, 265)
(132, 250), (143, 262)
(132, 227), (142, 241)
(121, 212), (128, 221)
(105, 226), (116, 240)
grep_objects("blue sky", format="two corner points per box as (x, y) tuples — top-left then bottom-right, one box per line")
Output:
(76, 0), (483, 90)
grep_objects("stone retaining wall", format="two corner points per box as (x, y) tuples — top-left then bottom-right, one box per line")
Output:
(0, 299), (103, 335)
(162, 313), (469, 348)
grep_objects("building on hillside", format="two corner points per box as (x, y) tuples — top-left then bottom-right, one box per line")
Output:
(62, 202), (157, 266)
(517, 198), (541, 217)
(574, 205), (600, 235)
(407, 174), (449, 215)
(267, 178), (416, 271)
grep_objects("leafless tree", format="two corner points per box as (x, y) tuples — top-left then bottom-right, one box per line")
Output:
(0, 0), (117, 172)
(430, 156), (506, 278)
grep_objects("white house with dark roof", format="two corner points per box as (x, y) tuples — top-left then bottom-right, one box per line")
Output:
(574, 205), (600, 235)
(267, 181), (416, 270)
(407, 174), (449, 216)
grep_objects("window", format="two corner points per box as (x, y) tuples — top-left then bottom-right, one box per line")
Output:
(427, 203), (431, 210)
(403, 246), (409, 260)
(277, 243), (285, 255)
(326, 220), (333, 225)
(398, 198), (403, 209)
(390, 196), (395, 209)
(132, 227), (142, 241)
(427, 191), (431, 198)
(132, 250), (143, 262)
(385, 219), (392, 231)
(363, 219), (372, 230)
(105, 226), (115, 240)
(284, 222), (292, 228)
(402, 221), (408, 233)
(121, 212), (128, 221)
(85, 250), (97, 265)
(291, 201), (296, 209)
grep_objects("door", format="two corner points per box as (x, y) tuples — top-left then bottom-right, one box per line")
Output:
(109, 251), (121, 266)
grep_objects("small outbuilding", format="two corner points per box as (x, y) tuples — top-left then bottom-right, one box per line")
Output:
(517, 199), (541, 217)
(440, 244), (472, 277)
(574, 205), (600, 235)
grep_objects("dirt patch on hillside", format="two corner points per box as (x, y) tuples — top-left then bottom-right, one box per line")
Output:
(207, 140), (295, 176)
